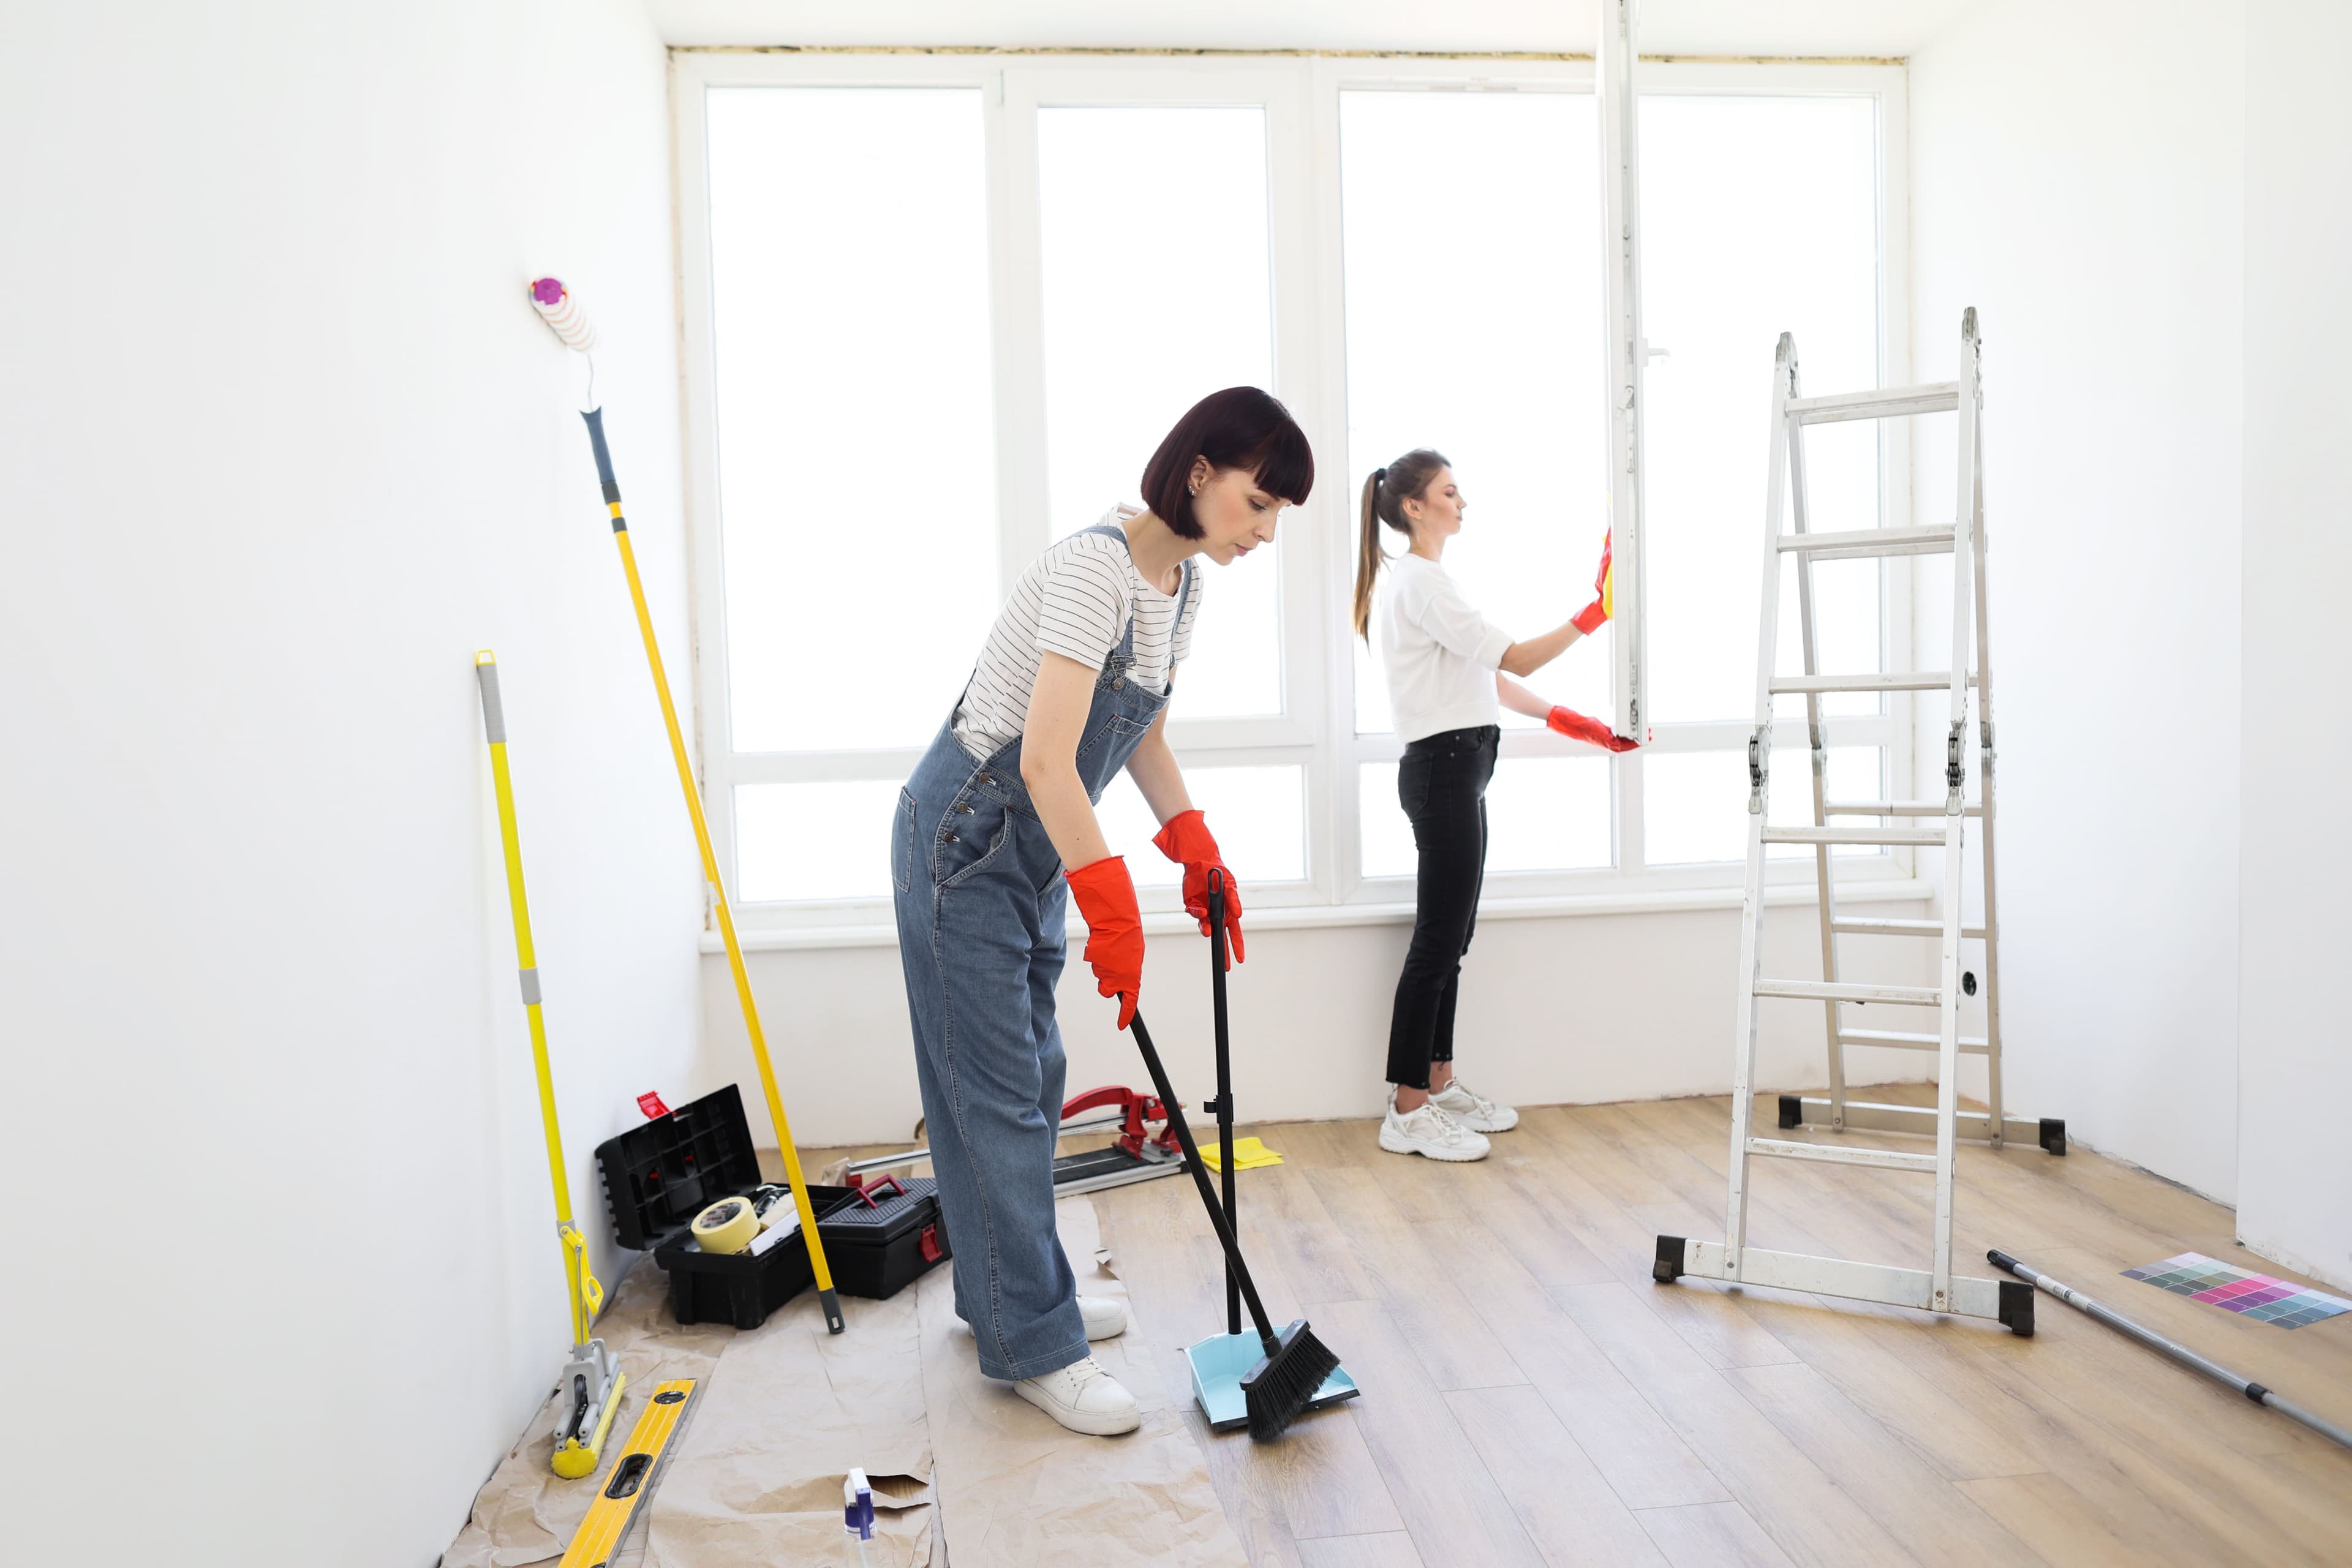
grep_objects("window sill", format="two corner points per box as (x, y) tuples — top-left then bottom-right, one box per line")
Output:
(701, 876), (1934, 954)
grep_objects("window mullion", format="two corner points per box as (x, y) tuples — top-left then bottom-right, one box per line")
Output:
(988, 67), (1050, 598)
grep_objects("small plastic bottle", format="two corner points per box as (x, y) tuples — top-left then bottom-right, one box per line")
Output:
(843, 1468), (875, 1567)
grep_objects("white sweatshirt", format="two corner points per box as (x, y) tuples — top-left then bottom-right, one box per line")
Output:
(1377, 554), (1511, 742)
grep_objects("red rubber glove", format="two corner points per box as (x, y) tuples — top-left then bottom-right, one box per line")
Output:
(1151, 809), (1246, 966)
(1065, 855), (1144, 1028)
(1571, 531), (1614, 635)
(1548, 704), (1641, 752)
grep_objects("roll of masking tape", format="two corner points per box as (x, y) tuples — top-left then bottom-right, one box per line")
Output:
(690, 1196), (759, 1255)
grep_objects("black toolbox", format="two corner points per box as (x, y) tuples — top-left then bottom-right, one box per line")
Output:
(594, 1084), (952, 1330)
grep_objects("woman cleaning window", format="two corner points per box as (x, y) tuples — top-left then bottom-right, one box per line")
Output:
(891, 387), (1312, 1435)
(1353, 449), (1634, 1163)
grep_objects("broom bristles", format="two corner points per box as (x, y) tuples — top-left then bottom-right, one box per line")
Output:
(1242, 1321), (1341, 1441)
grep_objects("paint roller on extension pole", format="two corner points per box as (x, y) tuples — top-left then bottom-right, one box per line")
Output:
(530, 276), (846, 1334)
(1989, 1251), (2352, 1451)
(475, 651), (626, 1477)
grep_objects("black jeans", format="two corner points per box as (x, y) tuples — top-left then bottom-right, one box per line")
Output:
(1384, 725), (1498, 1089)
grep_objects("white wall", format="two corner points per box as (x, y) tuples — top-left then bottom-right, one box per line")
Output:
(699, 897), (1936, 1149)
(2237, 0), (2352, 1291)
(1908, 0), (2246, 1200)
(0, 4), (693, 1563)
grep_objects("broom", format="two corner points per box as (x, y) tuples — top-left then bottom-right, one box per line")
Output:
(1125, 1011), (1340, 1439)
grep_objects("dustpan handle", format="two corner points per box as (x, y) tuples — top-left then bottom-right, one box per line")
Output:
(1128, 1011), (1281, 1352)
(1209, 873), (1239, 1338)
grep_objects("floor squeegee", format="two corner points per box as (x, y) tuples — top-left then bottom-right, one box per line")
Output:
(477, 652), (624, 1478)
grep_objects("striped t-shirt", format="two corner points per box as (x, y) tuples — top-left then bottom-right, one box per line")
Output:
(952, 507), (1204, 761)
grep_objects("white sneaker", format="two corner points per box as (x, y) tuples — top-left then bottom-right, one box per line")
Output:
(1430, 1077), (1519, 1133)
(1378, 1095), (1491, 1162)
(1078, 1294), (1129, 1340)
(1012, 1355), (1142, 1436)
(960, 1295), (1128, 1341)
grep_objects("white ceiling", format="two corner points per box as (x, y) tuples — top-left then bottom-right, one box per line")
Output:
(646, 1), (1979, 58)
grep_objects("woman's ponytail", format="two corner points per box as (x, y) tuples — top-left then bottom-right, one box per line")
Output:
(1352, 468), (1387, 641)
(1351, 448), (1450, 641)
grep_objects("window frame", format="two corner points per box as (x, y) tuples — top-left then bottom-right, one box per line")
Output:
(671, 48), (1917, 937)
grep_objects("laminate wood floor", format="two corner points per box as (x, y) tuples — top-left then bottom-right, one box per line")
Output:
(806, 1085), (2352, 1567)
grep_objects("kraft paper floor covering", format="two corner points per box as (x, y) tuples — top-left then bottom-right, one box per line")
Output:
(442, 1197), (1243, 1567)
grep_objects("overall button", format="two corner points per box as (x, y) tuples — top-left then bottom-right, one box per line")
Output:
(957, 802), (974, 813)
(942, 832), (959, 844)
(978, 773), (993, 785)
(1112, 678), (1126, 690)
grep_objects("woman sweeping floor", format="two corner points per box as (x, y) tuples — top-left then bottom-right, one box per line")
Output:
(1353, 448), (1634, 1163)
(891, 387), (1312, 1434)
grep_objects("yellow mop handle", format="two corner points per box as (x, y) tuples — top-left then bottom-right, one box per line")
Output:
(580, 410), (844, 1331)
(477, 652), (606, 1349)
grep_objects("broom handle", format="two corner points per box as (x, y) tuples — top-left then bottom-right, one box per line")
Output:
(581, 409), (843, 1334)
(1208, 873), (1238, 1338)
(1128, 1012), (1281, 1354)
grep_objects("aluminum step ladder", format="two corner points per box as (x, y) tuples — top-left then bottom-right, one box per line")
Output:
(1655, 307), (2050, 1331)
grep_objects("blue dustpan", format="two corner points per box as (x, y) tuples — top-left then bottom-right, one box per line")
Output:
(1186, 1330), (1360, 1431)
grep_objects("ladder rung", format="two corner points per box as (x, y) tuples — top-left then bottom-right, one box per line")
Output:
(1763, 826), (1947, 847)
(1677, 1240), (2005, 1319)
(1756, 978), (1943, 1006)
(1772, 671), (1974, 695)
(1788, 382), (1960, 424)
(1832, 918), (1988, 938)
(1776, 524), (1955, 557)
(1781, 1098), (2059, 1153)
(1823, 801), (1983, 818)
(1838, 1030), (1990, 1054)
(1746, 1136), (1939, 1173)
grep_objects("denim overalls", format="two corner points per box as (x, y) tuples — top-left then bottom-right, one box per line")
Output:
(890, 524), (1191, 1381)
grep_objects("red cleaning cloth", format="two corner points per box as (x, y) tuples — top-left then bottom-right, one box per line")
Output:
(1548, 704), (1641, 752)
(1065, 855), (1145, 1028)
(1150, 809), (1246, 966)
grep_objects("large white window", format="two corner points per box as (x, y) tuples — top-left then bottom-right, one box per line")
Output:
(674, 53), (1913, 932)
(1635, 89), (1896, 873)
(1036, 104), (1284, 720)
(1336, 85), (1616, 886)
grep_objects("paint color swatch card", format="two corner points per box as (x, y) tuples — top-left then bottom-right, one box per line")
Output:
(2123, 1253), (2351, 1329)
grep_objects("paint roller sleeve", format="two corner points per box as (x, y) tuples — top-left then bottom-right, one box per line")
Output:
(529, 276), (597, 351)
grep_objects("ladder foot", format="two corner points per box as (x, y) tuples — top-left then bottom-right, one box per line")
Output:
(2038, 1117), (2067, 1156)
(1653, 1235), (1687, 1284)
(1778, 1094), (1803, 1129)
(1999, 1279), (2036, 1336)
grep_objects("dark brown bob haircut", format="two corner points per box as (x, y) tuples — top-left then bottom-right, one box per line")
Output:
(1140, 386), (1316, 540)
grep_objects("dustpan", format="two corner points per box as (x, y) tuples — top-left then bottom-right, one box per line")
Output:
(1185, 874), (1360, 1428)
(1187, 1330), (1360, 1430)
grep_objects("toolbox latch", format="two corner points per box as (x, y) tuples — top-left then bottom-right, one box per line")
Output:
(919, 1224), (944, 1263)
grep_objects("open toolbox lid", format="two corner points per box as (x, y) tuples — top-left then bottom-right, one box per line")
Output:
(594, 1084), (764, 1251)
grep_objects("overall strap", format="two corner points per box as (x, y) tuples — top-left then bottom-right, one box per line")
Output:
(1075, 521), (1192, 660)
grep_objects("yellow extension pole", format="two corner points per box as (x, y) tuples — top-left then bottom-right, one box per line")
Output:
(580, 409), (845, 1333)
(477, 652), (627, 1479)
(477, 652), (605, 1349)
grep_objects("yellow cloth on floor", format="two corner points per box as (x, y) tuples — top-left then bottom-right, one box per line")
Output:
(1196, 1137), (1283, 1172)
